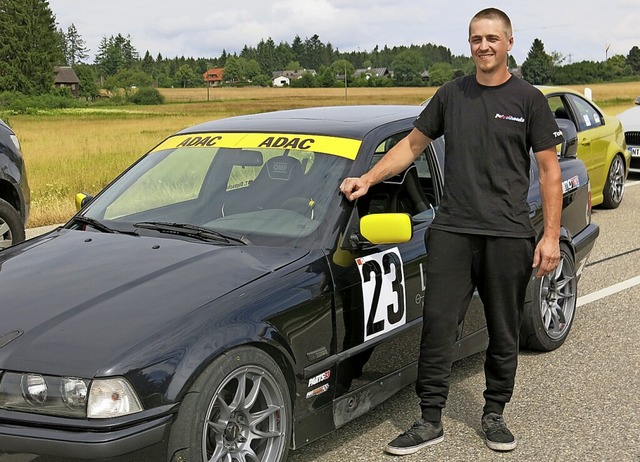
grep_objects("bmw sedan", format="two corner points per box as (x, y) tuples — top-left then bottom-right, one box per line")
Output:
(0, 106), (599, 461)
(0, 119), (30, 250)
(539, 86), (630, 208)
(617, 102), (640, 172)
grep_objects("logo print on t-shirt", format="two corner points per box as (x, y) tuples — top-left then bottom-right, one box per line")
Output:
(494, 113), (525, 123)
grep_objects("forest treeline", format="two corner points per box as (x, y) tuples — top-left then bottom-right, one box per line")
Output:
(1, 0), (639, 106)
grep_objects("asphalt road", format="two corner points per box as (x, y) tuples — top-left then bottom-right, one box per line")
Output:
(289, 174), (640, 462)
(18, 174), (640, 462)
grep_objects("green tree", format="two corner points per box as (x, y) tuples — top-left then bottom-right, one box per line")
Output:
(0, 0), (63, 94)
(316, 67), (338, 88)
(175, 64), (197, 87)
(243, 59), (262, 81)
(330, 59), (355, 84)
(130, 87), (164, 105)
(627, 46), (640, 74)
(290, 71), (316, 88)
(95, 34), (139, 78)
(553, 61), (602, 85)
(62, 23), (89, 65)
(103, 68), (153, 92)
(141, 51), (155, 75)
(73, 63), (99, 99)
(222, 56), (241, 84)
(603, 54), (631, 80)
(256, 38), (278, 73)
(521, 38), (554, 85)
(392, 50), (425, 87)
(427, 62), (454, 86)
(285, 61), (302, 71)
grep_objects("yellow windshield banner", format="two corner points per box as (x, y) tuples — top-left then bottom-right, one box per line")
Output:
(150, 133), (361, 160)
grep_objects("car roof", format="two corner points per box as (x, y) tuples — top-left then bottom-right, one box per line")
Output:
(177, 105), (423, 140)
(536, 85), (584, 97)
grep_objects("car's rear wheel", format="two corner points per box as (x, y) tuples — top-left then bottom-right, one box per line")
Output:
(0, 198), (25, 250)
(168, 346), (291, 462)
(520, 243), (576, 351)
(601, 154), (625, 209)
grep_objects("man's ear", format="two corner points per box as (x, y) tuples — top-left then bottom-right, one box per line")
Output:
(507, 36), (514, 51)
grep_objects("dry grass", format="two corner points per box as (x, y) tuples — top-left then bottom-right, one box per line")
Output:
(10, 83), (640, 228)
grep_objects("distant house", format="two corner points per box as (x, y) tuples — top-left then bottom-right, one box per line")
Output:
(54, 66), (80, 96)
(203, 67), (225, 86)
(354, 67), (390, 79)
(271, 69), (317, 87)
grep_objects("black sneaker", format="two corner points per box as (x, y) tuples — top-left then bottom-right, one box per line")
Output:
(481, 413), (517, 451)
(385, 419), (444, 455)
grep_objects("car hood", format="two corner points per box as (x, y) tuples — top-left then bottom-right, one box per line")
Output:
(0, 229), (309, 377)
(618, 106), (640, 131)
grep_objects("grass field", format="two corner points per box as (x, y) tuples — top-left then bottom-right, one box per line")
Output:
(9, 82), (640, 228)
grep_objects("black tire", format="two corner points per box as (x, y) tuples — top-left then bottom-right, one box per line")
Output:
(167, 346), (292, 462)
(0, 198), (25, 250)
(601, 154), (625, 209)
(520, 243), (576, 351)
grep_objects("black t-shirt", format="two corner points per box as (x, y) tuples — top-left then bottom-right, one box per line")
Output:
(414, 74), (563, 238)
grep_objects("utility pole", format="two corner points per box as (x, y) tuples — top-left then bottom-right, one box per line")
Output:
(344, 63), (348, 100)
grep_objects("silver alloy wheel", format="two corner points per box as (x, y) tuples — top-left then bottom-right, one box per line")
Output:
(202, 365), (287, 461)
(608, 155), (625, 204)
(0, 218), (12, 250)
(538, 253), (576, 340)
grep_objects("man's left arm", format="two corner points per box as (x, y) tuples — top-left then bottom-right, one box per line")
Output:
(533, 147), (562, 277)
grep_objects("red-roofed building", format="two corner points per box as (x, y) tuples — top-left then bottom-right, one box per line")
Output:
(203, 68), (224, 87)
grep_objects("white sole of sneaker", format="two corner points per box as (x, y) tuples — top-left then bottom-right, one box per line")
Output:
(485, 438), (517, 451)
(384, 435), (445, 455)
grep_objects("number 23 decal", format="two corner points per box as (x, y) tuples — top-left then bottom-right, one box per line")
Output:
(357, 247), (406, 342)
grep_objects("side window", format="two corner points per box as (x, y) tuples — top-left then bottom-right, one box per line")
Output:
(363, 133), (434, 218)
(547, 95), (570, 121)
(567, 94), (604, 132)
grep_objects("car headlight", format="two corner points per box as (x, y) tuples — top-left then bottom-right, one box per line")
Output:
(0, 372), (142, 418)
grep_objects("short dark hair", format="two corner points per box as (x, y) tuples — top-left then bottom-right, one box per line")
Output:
(469, 8), (513, 38)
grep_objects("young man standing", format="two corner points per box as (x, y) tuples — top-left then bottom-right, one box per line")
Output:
(340, 8), (563, 454)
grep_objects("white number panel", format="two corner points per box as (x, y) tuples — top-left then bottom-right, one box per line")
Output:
(357, 247), (407, 342)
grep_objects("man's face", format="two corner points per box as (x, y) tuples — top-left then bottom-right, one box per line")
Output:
(468, 18), (513, 75)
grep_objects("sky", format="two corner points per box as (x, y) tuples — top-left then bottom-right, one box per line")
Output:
(47, 0), (639, 66)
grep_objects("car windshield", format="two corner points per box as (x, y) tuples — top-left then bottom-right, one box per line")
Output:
(80, 133), (356, 247)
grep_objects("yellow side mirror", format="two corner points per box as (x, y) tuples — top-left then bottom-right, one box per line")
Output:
(360, 213), (413, 244)
(75, 193), (93, 211)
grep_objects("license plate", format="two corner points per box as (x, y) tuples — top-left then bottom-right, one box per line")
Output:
(631, 147), (640, 157)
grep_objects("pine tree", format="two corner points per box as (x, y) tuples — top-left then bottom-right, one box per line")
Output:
(521, 38), (554, 85)
(0, 0), (64, 94)
(64, 23), (89, 65)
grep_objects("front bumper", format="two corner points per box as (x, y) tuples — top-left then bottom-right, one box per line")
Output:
(0, 407), (173, 461)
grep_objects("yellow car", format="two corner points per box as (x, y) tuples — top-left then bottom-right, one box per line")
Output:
(539, 86), (630, 208)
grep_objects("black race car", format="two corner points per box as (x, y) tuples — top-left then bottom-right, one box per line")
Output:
(0, 106), (598, 461)
(0, 119), (30, 250)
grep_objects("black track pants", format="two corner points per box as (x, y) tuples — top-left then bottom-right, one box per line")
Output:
(416, 229), (534, 422)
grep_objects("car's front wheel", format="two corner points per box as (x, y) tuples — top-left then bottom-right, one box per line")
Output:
(520, 243), (577, 351)
(601, 154), (626, 209)
(168, 346), (292, 462)
(0, 198), (25, 250)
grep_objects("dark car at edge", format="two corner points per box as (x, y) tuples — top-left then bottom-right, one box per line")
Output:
(0, 106), (598, 461)
(0, 119), (30, 250)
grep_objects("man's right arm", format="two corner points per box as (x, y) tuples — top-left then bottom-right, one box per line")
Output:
(340, 128), (432, 201)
